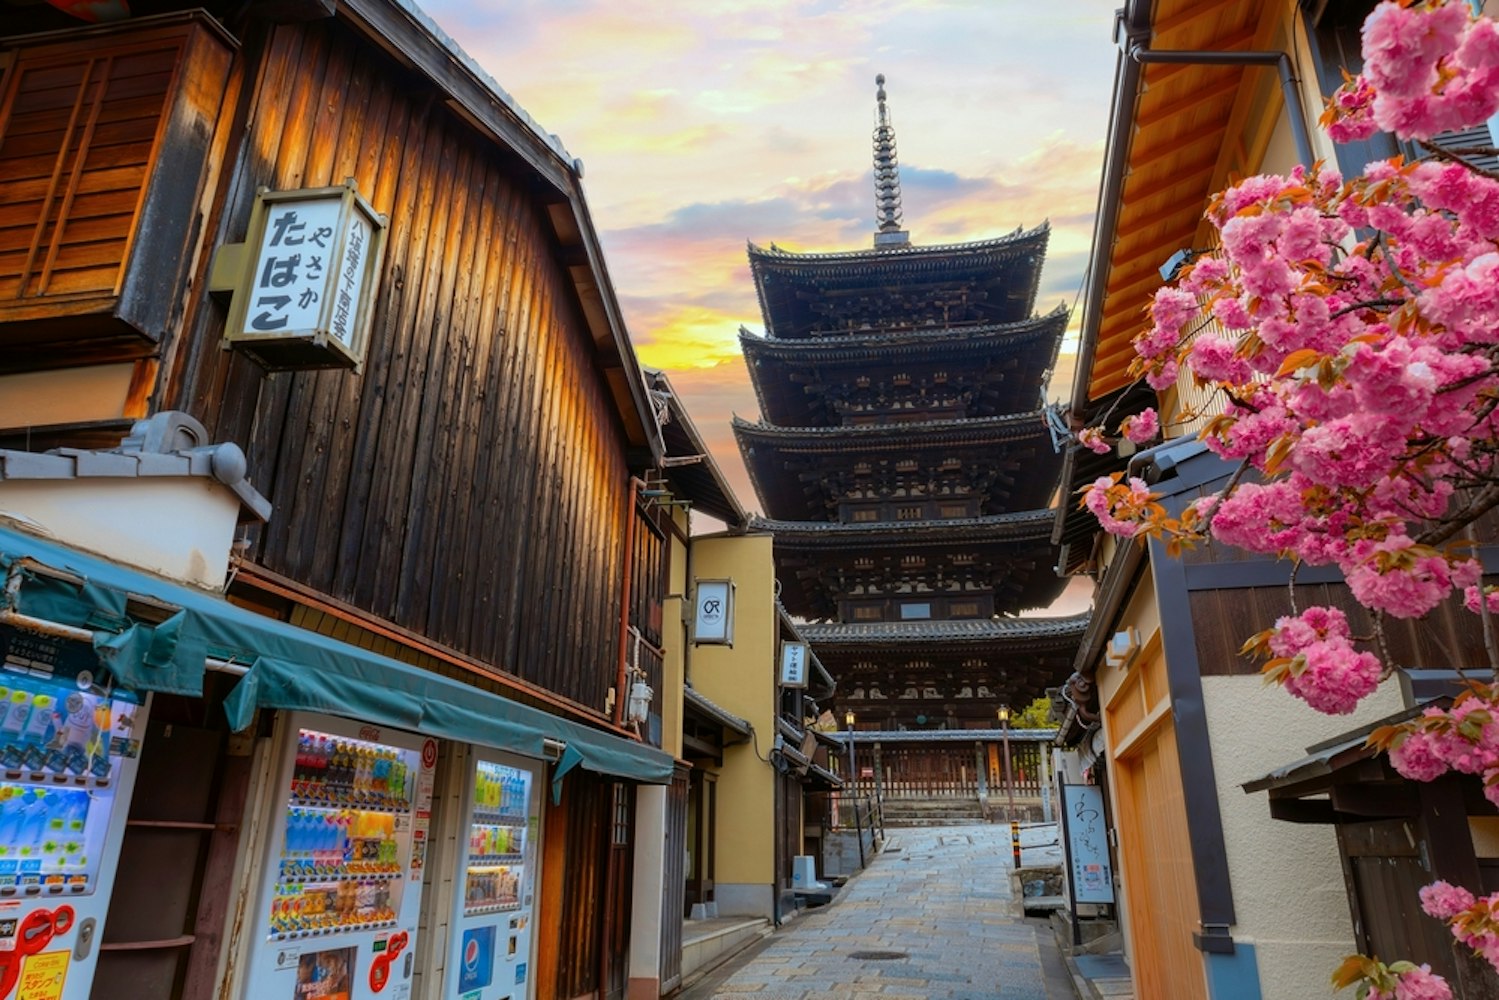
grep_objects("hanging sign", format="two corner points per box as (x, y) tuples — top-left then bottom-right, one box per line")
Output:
(779, 641), (809, 688)
(1060, 783), (1115, 904)
(221, 179), (388, 372)
(692, 580), (734, 645)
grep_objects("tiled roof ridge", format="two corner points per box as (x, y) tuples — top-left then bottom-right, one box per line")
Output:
(732, 409), (1052, 438)
(737, 303), (1068, 350)
(799, 612), (1091, 643)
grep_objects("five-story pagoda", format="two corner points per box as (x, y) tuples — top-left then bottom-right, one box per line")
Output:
(735, 77), (1086, 815)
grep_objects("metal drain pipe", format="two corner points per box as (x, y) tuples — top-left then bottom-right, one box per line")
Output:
(1128, 47), (1316, 170)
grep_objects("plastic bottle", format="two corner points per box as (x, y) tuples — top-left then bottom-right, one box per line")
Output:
(16, 790), (45, 857)
(0, 686), (32, 765)
(0, 787), (22, 851)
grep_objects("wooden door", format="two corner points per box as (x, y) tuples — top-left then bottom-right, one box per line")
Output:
(1112, 719), (1208, 1000)
(685, 772), (715, 912)
(600, 782), (634, 1000)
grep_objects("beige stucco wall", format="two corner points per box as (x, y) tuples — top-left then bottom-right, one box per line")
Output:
(658, 508), (690, 761)
(1205, 673), (1404, 1000)
(686, 533), (777, 891)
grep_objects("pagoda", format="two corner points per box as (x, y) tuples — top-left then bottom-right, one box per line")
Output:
(735, 77), (1086, 810)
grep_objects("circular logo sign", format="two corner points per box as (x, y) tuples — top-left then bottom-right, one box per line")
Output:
(421, 738), (438, 771)
(464, 937), (481, 971)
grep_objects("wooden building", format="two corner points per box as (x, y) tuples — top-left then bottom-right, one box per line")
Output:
(0, 2), (680, 999)
(1053, 2), (1499, 999)
(733, 76), (1085, 817)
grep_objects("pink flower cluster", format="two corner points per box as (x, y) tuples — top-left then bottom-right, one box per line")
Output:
(1374, 965), (1453, 1000)
(1265, 607), (1381, 715)
(1119, 408), (1158, 445)
(1389, 692), (1499, 804)
(1418, 880), (1499, 976)
(1355, 1), (1499, 141)
(1081, 476), (1153, 539)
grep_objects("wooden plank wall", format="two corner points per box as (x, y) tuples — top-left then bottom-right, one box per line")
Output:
(163, 18), (633, 708)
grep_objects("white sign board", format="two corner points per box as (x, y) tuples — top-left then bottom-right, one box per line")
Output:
(1060, 784), (1115, 904)
(225, 180), (387, 370)
(693, 580), (733, 645)
(779, 642), (809, 688)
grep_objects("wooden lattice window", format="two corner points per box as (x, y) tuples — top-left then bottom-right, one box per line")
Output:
(0, 15), (232, 355)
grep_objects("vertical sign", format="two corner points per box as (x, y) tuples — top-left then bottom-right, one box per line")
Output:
(1059, 783), (1114, 904)
(779, 641), (809, 688)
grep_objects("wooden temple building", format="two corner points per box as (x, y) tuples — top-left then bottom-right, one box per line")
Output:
(734, 77), (1086, 817)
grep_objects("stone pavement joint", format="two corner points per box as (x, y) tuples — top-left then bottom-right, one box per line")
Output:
(678, 824), (1078, 1000)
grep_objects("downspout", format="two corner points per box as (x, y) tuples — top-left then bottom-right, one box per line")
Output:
(614, 477), (645, 727)
(1128, 48), (1315, 171)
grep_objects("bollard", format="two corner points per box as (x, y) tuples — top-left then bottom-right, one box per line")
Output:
(1011, 820), (1021, 868)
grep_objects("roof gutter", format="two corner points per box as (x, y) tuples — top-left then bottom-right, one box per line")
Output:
(1068, 1), (1151, 423)
(1068, 4), (1316, 420)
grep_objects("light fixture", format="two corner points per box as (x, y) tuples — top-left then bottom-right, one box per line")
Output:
(844, 710), (855, 729)
(997, 705), (1010, 724)
(1159, 247), (1207, 283)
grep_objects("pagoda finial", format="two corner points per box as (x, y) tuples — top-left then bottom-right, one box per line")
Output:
(872, 74), (909, 248)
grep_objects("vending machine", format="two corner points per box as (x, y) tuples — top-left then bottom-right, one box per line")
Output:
(0, 627), (148, 1000)
(446, 749), (541, 1000)
(241, 712), (437, 1000)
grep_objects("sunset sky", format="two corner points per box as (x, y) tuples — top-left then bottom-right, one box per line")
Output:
(422, 0), (1120, 523)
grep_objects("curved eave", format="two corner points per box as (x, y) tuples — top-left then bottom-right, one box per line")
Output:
(739, 305), (1069, 360)
(740, 308), (1069, 428)
(801, 613), (1090, 648)
(733, 411), (1053, 450)
(749, 225), (1051, 338)
(747, 223), (1050, 268)
(752, 509), (1057, 547)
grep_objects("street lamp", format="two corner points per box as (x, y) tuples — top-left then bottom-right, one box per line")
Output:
(998, 705), (1016, 823)
(844, 710), (857, 789)
(845, 709), (866, 867)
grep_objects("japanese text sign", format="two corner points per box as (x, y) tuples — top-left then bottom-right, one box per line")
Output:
(779, 641), (809, 688)
(225, 180), (387, 371)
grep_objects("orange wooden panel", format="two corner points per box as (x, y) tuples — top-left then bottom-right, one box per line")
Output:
(1112, 719), (1209, 1000)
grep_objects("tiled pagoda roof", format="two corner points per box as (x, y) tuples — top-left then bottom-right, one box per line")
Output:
(748, 224), (1051, 339)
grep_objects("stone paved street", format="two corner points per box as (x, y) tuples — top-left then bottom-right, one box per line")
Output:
(682, 824), (1076, 1000)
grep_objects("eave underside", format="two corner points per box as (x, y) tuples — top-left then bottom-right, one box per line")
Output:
(810, 627), (1086, 725)
(737, 419), (1062, 521)
(740, 308), (1068, 428)
(767, 522), (1066, 620)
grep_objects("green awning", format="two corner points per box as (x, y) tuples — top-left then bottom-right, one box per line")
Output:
(0, 523), (672, 787)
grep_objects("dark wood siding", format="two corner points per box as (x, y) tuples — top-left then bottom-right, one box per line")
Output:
(163, 18), (632, 708)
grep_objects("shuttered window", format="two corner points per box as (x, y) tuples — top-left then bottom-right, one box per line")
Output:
(0, 16), (232, 354)
(0, 40), (176, 303)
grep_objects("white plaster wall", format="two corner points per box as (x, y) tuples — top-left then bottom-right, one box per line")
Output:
(1203, 673), (1405, 1000)
(0, 478), (242, 589)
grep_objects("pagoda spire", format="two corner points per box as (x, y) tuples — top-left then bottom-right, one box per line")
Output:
(872, 74), (910, 248)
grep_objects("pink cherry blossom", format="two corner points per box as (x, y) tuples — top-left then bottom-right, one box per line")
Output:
(1421, 881), (1477, 920)
(1120, 408), (1159, 444)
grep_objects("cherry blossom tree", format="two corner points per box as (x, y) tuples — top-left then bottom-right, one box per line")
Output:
(1080, 3), (1499, 995)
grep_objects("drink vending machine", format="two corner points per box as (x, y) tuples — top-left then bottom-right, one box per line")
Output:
(0, 627), (147, 1000)
(241, 712), (437, 1000)
(446, 750), (540, 1000)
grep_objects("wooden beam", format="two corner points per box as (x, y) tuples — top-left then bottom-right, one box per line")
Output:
(1136, 72), (1242, 129)
(1119, 155), (1220, 211)
(1153, 0), (1245, 38)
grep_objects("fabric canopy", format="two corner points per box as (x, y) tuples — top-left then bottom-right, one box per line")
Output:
(0, 523), (673, 787)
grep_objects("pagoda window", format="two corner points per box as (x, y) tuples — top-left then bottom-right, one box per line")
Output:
(939, 503), (972, 519)
(849, 508), (879, 523)
(899, 603), (932, 620)
(852, 606), (883, 621)
(950, 601), (980, 618)
(896, 506), (923, 520)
